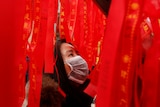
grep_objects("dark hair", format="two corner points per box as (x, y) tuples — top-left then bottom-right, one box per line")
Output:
(53, 39), (73, 94)
(40, 75), (64, 107)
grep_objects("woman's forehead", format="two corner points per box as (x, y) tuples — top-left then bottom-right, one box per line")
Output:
(60, 43), (74, 54)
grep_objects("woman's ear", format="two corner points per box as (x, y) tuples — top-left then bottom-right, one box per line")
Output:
(64, 63), (71, 75)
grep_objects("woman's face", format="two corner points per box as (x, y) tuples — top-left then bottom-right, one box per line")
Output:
(60, 43), (78, 61)
(60, 43), (78, 74)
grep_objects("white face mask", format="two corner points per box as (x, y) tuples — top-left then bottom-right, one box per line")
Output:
(65, 55), (89, 84)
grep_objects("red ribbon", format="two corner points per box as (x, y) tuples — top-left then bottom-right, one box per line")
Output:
(44, 0), (58, 73)
(140, 17), (160, 107)
(96, 0), (142, 106)
(59, 0), (70, 41)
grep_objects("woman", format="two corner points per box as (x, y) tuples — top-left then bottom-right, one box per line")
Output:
(53, 39), (93, 107)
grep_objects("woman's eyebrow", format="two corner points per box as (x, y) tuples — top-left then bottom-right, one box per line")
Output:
(66, 49), (74, 54)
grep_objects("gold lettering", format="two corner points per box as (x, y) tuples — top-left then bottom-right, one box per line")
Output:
(158, 19), (160, 26)
(131, 3), (139, 10)
(36, 7), (40, 12)
(120, 99), (127, 105)
(121, 85), (126, 93)
(60, 18), (64, 22)
(60, 25), (64, 29)
(35, 16), (40, 21)
(36, 0), (40, 3)
(24, 13), (30, 20)
(122, 55), (130, 63)
(61, 11), (65, 16)
(23, 22), (29, 29)
(128, 14), (137, 19)
(61, 32), (65, 35)
(34, 28), (38, 34)
(19, 64), (23, 71)
(69, 26), (73, 30)
(121, 70), (127, 79)
(26, 5), (30, 10)
(143, 24), (149, 32)
(32, 64), (36, 70)
(72, 1), (76, 5)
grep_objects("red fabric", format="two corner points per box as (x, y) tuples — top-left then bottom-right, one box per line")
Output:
(96, 0), (126, 106)
(72, 0), (84, 50)
(27, 0), (58, 106)
(82, 0), (95, 69)
(27, 0), (43, 106)
(0, 0), (26, 106)
(83, 2), (107, 97)
(59, 0), (70, 41)
(143, 0), (160, 18)
(96, 0), (143, 107)
(0, 0), (23, 107)
(134, 1), (160, 107)
(44, 0), (58, 73)
(14, 0), (27, 106)
(140, 17), (160, 107)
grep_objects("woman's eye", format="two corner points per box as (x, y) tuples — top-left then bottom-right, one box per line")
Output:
(68, 53), (74, 57)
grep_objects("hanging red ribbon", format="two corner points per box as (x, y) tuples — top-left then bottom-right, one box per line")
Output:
(27, 0), (42, 106)
(17, 0), (33, 105)
(0, 0), (26, 106)
(68, 0), (78, 41)
(96, 0), (142, 107)
(44, 0), (58, 73)
(140, 17), (160, 107)
(59, 0), (70, 41)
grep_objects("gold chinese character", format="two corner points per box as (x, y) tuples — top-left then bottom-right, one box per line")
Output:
(23, 22), (29, 29)
(158, 19), (160, 26)
(60, 25), (64, 29)
(121, 85), (126, 93)
(60, 18), (64, 22)
(143, 24), (149, 32)
(84, 15), (87, 19)
(84, 11), (87, 14)
(36, 0), (40, 3)
(131, 2), (139, 10)
(71, 10), (75, 14)
(69, 26), (73, 30)
(24, 13), (30, 20)
(61, 32), (65, 35)
(34, 28), (39, 34)
(32, 75), (36, 81)
(119, 99), (127, 105)
(36, 7), (40, 12)
(72, 1), (76, 5)
(121, 70), (127, 79)
(83, 6), (87, 10)
(32, 64), (36, 69)
(23, 34), (28, 40)
(19, 64), (23, 71)
(26, 5), (30, 10)
(61, 11), (65, 16)
(128, 14), (137, 19)
(122, 55), (130, 63)
(35, 16), (40, 21)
